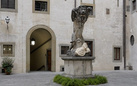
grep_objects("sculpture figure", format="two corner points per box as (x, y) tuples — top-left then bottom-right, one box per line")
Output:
(62, 6), (95, 79)
(68, 5), (92, 56)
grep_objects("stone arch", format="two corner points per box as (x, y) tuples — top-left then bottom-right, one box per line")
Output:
(26, 25), (56, 72)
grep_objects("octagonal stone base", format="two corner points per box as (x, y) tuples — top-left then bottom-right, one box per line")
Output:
(62, 57), (95, 78)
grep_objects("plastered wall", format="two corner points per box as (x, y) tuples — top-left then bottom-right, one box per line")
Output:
(0, 0), (124, 73)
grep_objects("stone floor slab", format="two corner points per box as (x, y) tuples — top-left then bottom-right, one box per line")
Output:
(0, 70), (137, 86)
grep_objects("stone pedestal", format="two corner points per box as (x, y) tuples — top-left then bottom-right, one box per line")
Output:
(62, 57), (95, 78)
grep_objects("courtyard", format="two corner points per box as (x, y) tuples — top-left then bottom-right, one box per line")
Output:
(0, 70), (137, 86)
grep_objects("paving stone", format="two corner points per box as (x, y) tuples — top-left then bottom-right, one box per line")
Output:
(0, 71), (137, 86)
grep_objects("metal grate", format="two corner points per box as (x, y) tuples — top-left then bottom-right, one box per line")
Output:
(114, 66), (120, 70)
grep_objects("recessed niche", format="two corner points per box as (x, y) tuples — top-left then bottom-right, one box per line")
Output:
(130, 35), (135, 46)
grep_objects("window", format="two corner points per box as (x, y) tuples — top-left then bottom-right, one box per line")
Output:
(114, 47), (121, 61)
(85, 41), (93, 56)
(1, 0), (15, 9)
(81, 0), (95, 17)
(35, 1), (47, 11)
(0, 0), (17, 12)
(1, 43), (15, 57)
(132, 0), (136, 11)
(87, 6), (93, 15)
(3, 45), (12, 54)
(59, 44), (70, 57)
(130, 35), (135, 46)
(114, 66), (120, 70)
(33, 0), (50, 13)
(106, 8), (110, 14)
(61, 46), (69, 55)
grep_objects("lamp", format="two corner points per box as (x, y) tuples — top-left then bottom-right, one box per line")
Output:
(5, 16), (10, 29)
(31, 38), (35, 46)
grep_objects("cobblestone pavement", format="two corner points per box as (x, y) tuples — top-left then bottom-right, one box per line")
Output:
(0, 70), (137, 86)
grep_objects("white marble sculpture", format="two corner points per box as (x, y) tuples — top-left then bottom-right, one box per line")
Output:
(75, 43), (90, 56)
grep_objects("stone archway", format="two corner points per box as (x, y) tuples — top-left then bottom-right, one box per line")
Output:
(26, 25), (56, 72)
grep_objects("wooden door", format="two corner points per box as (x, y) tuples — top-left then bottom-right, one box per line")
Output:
(47, 50), (51, 71)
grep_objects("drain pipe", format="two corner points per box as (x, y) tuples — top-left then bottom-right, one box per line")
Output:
(74, 0), (76, 8)
(123, 0), (126, 70)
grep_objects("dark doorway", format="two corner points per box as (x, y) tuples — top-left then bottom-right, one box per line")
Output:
(30, 29), (51, 71)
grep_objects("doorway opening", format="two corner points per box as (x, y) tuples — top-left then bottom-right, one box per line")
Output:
(26, 25), (56, 72)
(30, 29), (51, 71)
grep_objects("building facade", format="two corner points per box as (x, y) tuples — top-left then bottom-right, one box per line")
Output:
(126, 0), (137, 71)
(0, 0), (133, 73)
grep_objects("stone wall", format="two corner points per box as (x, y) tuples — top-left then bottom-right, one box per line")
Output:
(126, 0), (137, 71)
(0, 0), (124, 73)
